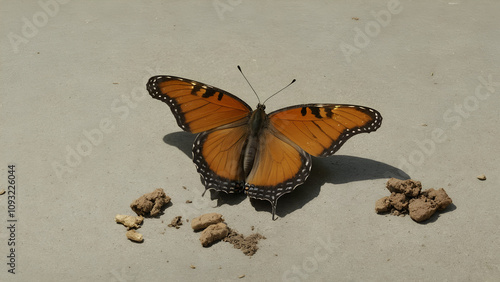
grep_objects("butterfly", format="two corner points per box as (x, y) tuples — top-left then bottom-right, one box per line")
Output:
(147, 71), (382, 219)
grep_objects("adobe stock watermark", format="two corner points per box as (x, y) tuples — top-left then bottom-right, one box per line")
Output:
(339, 0), (403, 63)
(7, 0), (70, 54)
(394, 74), (498, 177)
(213, 0), (242, 20)
(51, 66), (162, 181)
(282, 234), (339, 282)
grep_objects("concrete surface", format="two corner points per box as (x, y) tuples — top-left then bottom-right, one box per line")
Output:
(1, 0), (499, 281)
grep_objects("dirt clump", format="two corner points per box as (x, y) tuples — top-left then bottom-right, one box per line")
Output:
(126, 229), (144, 243)
(199, 222), (230, 247)
(115, 214), (144, 229)
(376, 178), (453, 222)
(191, 213), (265, 255)
(168, 216), (183, 229)
(386, 178), (422, 197)
(191, 213), (224, 231)
(223, 229), (266, 256)
(130, 188), (171, 217)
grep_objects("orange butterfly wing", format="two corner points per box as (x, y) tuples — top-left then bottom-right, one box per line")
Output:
(147, 75), (252, 194)
(245, 129), (312, 217)
(269, 104), (382, 157)
(147, 76), (252, 133)
(243, 104), (382, 218)
(193, 125), (249, 194)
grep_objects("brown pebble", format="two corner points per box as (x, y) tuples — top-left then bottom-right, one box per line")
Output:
(126, 229), (144, 242)
(409, 197), (437, 222)
(389, 193), (408, 211)
(0, 189), (5, 195)
(477, 174), (486, 181)
(200, 223), (229, 247)
(422, 188), (453, 210)
(130, 188), (171, 217)
(168, 216), (183, 229)
(375, 196), (390, 213)
(191, 213), (224, 231)
(115, 214), (144, 229)
(386, 178), (421, 197)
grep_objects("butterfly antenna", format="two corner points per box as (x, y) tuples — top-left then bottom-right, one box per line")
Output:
(262, 78), (296, 105)
(238, 65), (261, 104)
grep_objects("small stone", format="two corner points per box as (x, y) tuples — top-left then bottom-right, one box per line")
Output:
(126, 229), (144, 242)
(200, 223), (230, 247)
(115, 214), (144, 229)
(130, 188), (171, 217)
(422, 188), (452, 210)
(168, 216), (183, 229)
(389, 193), (408, 211)
(375, 196), (391, 213)
(191, 213), (224, 231)
(409, 197), (437, 222)
(477, 174), (486, 181)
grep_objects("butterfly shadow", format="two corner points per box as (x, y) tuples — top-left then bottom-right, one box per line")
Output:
(251, 155), (410, 219)
(163, 131), (196, 158)
(163, 132), (410, 218)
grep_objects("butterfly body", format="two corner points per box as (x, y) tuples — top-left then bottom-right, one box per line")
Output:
(243, 104), (267, 176)
(147, 75), (382, 219)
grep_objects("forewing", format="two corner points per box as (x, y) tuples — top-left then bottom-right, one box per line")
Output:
(147, 76), (252, 133)
(269, 104), (382, 157)
(193, 124), (250, 194)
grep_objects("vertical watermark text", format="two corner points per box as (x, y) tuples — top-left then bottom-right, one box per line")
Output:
(6, 164), (17, 274)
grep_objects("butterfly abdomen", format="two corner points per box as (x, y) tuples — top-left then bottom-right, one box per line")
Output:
(243, 105), (267, 176)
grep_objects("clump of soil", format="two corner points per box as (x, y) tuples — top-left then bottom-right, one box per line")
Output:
(375, 178), (453, 222)
(126, 229), (144, 243)
(191, 213), (265, 255)
(130, 188), (171, 217)
(191, 213), (224, 231)
(168, 216), (183, 229)
(223, 229), (266, 256)
(115, 189), (173, 242)
(115, 214), (144, 229)
(200, 222), (230, 247)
